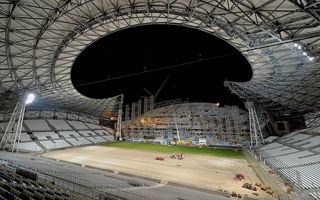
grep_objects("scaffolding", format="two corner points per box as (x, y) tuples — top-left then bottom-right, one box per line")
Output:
(123, 102), (250, 147)
(131, 100), (142, 120)
(125, 104), (130, 121)
(143, 96), (154, 113)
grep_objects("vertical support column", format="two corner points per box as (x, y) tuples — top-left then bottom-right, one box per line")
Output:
(125, 104), (130, 121)
(143, 96), (148, 114)
(143, 96), (155, 113)
(131, 102), (136, 120)
(231, 106), (243, 144)
(116, 94), (123, 141)
(0, 100), (26, 152)
(170, 104), (180, 142)
(137, 99), (142, 118)
(245, 101), (264, 148)
(150, 96), (154, 111)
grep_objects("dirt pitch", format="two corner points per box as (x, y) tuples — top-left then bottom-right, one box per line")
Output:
(43, 146), (276, 199)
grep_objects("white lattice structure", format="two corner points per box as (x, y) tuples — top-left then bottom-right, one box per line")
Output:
(123, 103), (250, 147)
(246, 102), (264, 148)
(0, 0), (319, 123)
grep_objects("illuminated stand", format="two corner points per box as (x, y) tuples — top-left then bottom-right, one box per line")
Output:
(0, 94), (35, 152)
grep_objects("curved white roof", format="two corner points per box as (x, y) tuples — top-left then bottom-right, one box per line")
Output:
(0, 0), (319, 117)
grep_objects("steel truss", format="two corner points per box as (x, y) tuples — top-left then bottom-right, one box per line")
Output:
(0, 0), (319, 118)
(246, 101), (264, 148)
(115, 94), (123, 140)
(0, 100), (26, 152)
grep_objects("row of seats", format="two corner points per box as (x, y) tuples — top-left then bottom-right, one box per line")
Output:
(0, 163), (73, 200)
(277, 128), (320, 152)
(278, 164), (320, 189)
(0, 152), (145, 191)
(257, 130), (320, 197)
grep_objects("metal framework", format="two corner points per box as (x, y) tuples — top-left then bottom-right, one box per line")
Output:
(246, 101), (264, 148)
(115, 94), (123, 140)
(0, 100), (26, 152)
(0, 0), (320, 119)
(123, 102), (250, 146)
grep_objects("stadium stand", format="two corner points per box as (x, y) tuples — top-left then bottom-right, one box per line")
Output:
(1, 122), (26, 132)
(19, 132), (32, 142)
(79, 130), (97, 137)
(0, 119), (114, 152)
(0, 152), (151, 200)
(16, 142), (42, 152)
(47, 120), (73, 131)
(24, 120), (52, 131)
(33, 132), (60, 140)
(85, 122), (103, 130)
(39, 140), (71, 150)
(59, 131), (80, 138)
(256, 128), (320, 199)
(67, 121), (89, 130)
(0, 163), (77, 200)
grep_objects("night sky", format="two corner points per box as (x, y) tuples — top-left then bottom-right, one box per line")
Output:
(71, 25), (252, 108)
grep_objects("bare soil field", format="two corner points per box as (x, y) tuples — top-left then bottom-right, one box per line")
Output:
(43, 146), (276, 199)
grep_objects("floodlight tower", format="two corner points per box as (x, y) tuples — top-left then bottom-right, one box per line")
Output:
(0, 93), (35, 152)
(245, 101), (264, 148)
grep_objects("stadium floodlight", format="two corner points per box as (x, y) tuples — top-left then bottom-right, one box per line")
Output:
(298, 45), (302, 49)
(309, 57), (314, 61)
(216, 102), (220, 106)
(294, 43), (298, 47)
(302, 52), (307, 56)
(25, 93), (35, 105)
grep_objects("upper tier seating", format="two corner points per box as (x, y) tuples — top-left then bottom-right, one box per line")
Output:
(84, 122), (102, 130)
(24, 120), (51, 131)
(67, 121), (88, 130)
(47, 120), (72, 130)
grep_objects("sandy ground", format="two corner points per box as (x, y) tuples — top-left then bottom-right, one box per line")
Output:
(43, 146), (275, 199)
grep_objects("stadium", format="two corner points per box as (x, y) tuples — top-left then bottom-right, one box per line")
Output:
(0, 0), (320, 200)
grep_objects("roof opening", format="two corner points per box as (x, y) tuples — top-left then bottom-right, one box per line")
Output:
(71, 25), (252, 107)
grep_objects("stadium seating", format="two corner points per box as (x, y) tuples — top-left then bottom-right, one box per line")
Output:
(0, 159), (86, 200)
(40, 140), (71, 150)
(47, 119), (73, 130)
(16, 142), (42, 152)
(19, 132), (32, 142)
(257, 128), (320, 199)
(24, 120), (52, 131)
(84, 122), (103, 130)
(67, 121), (89, 130)
(0, 122), (26, 132)
(0, 119), (114, 152)
(33, 131), (60, 140)
(0, 152), (148, 200)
